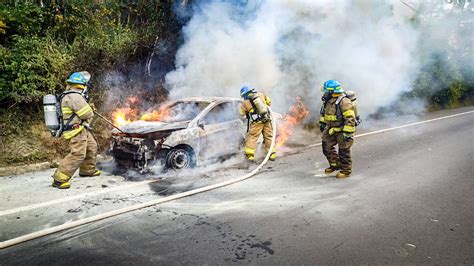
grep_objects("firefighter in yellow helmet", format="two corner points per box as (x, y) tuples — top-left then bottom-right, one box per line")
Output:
(319, 80), (356, 178)
(239, 86), (276, 162)
(52, 71), (101, 189)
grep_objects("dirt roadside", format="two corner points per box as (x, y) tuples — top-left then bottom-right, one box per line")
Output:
(0, 155), (109, 177)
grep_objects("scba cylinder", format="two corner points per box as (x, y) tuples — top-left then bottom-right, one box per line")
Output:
(43, 94), (59, 132)
(251, 94), (269, 116)
(346, 90), (361, 125)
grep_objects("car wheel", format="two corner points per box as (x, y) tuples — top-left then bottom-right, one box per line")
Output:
(166, 148), (195, 170)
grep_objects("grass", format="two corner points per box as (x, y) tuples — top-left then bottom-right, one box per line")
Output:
(0, 109), (111, 167)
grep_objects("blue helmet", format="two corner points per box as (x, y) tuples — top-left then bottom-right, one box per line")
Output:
(66, 72), (89, 85)
(240, 86), (251, 97)
(323, 80), (344, 93)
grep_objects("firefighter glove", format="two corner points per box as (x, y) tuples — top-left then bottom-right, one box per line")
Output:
(319, 123), (326, 133)
(343, 132), (354, 141)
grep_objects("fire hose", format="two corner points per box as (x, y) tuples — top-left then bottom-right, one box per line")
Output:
(0, 109), (277, 249)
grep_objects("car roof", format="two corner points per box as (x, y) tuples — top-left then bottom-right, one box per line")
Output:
(175, 96), (241, 103)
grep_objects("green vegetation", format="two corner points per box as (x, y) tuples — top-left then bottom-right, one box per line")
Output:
(0, 1), (180, 166)
(406, 1), (474, 110)
(0, 1), (177, 105)
(0, 1), (472, 167)
(409, 53), (473, 110)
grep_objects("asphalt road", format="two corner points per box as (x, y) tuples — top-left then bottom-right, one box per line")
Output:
(1, 106), (473, 265)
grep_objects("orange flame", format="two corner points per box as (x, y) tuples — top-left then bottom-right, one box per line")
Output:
(112, 96), (139, 126)
(111, 96), (171, 126)
(112, 107), (136, 127)
(276, 97), (309, 148)
(140, 106), (170, 122)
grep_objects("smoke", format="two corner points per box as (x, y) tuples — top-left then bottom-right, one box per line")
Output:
(165, 0), (473, 118)
(165, 0), (422, 117)
(100, 70), (169, 114)
(166, 1), (283, 102)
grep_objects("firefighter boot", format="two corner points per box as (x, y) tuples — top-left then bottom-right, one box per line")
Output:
(79, 170), (101, 177)
(52, 171), (71, 189)
(246, 154), (255, 162)
(52, 180), (71, 189)
(336, 172), (350, 179)
(324, 164), (339, 174)
(269, 153), (276, 161)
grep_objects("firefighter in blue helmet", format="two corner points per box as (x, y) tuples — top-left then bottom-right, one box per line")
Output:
(319, 80), (356, 178)
(239, 86), (276, 162)
(52, 71), (101, 189)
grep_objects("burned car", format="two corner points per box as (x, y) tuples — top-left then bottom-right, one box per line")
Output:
(110, 97), (246, 171)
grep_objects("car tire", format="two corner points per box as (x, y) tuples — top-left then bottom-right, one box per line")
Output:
(166, 148), (196, 170)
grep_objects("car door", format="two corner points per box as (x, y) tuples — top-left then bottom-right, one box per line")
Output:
(199, 102), (244, 159)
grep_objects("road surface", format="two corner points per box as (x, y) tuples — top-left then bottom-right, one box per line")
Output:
(1, 106), (473, 265)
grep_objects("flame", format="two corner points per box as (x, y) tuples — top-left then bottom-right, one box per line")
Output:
(276, 97), (309, 148)
(112, 107), (135, 127)
(112, 96), (140, 126)
(111, 96), (171, 126)
(140, 106), (170, 122)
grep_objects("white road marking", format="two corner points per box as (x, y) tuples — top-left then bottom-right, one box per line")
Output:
(1, 109), (472, 249)
(0, 108), (278, 249)
(0, 179), (159, 217)
(306, 110), (474, 148)
(2, 110), (473, 218)
(2, 110), (473, 217)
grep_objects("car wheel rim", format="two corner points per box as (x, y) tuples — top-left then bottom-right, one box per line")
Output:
(171, 150), (189, 169)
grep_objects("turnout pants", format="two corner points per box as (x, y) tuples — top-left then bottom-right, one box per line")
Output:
(53, 129), (98, 183)
(322, 130), (353, 174)
(245, 121), (275, 156)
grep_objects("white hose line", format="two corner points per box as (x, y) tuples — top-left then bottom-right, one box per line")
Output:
(0, 110), (277, 250)
(0, 179), (160, 217)
(7, 110), (471, 217)
(4, 109), (470, 249)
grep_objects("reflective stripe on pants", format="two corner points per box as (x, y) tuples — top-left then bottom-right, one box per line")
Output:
(245, 121), (274, 155)
(321, 130), (353, 174)
(54, 129), (98, 179)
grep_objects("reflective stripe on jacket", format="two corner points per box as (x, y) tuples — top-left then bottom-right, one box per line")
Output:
(320, 95), (356, 135)
(61, 88), (94, 139)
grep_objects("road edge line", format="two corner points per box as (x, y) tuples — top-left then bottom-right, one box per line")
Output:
(0, 179), (159, 217)
(306, 110), (474, 148)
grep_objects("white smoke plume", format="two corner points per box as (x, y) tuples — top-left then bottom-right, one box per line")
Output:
(165, 0), (424, 117)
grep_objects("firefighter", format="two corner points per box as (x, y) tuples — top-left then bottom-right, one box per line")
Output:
(239, 86), (276, 162)
(319, 80), (356, 178)
(52, 72), (101, 189)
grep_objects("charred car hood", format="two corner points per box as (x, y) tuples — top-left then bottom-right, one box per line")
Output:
(112, 120), (190, 135)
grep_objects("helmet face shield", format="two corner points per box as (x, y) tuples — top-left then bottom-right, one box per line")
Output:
(333, 86), (344, 93)
(79, 71), (91, 83)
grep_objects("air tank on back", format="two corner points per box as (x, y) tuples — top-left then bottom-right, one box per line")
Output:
(250, 94), (269, 116)
(43, 94), (59, 134)
(345, 90), (361, 125)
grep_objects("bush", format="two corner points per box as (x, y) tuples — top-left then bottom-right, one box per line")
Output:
(0, 1), (174, 107)
(0, 35), (73, 104)
(0, 1), (180, 167)
(409, 52), (471, 109)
